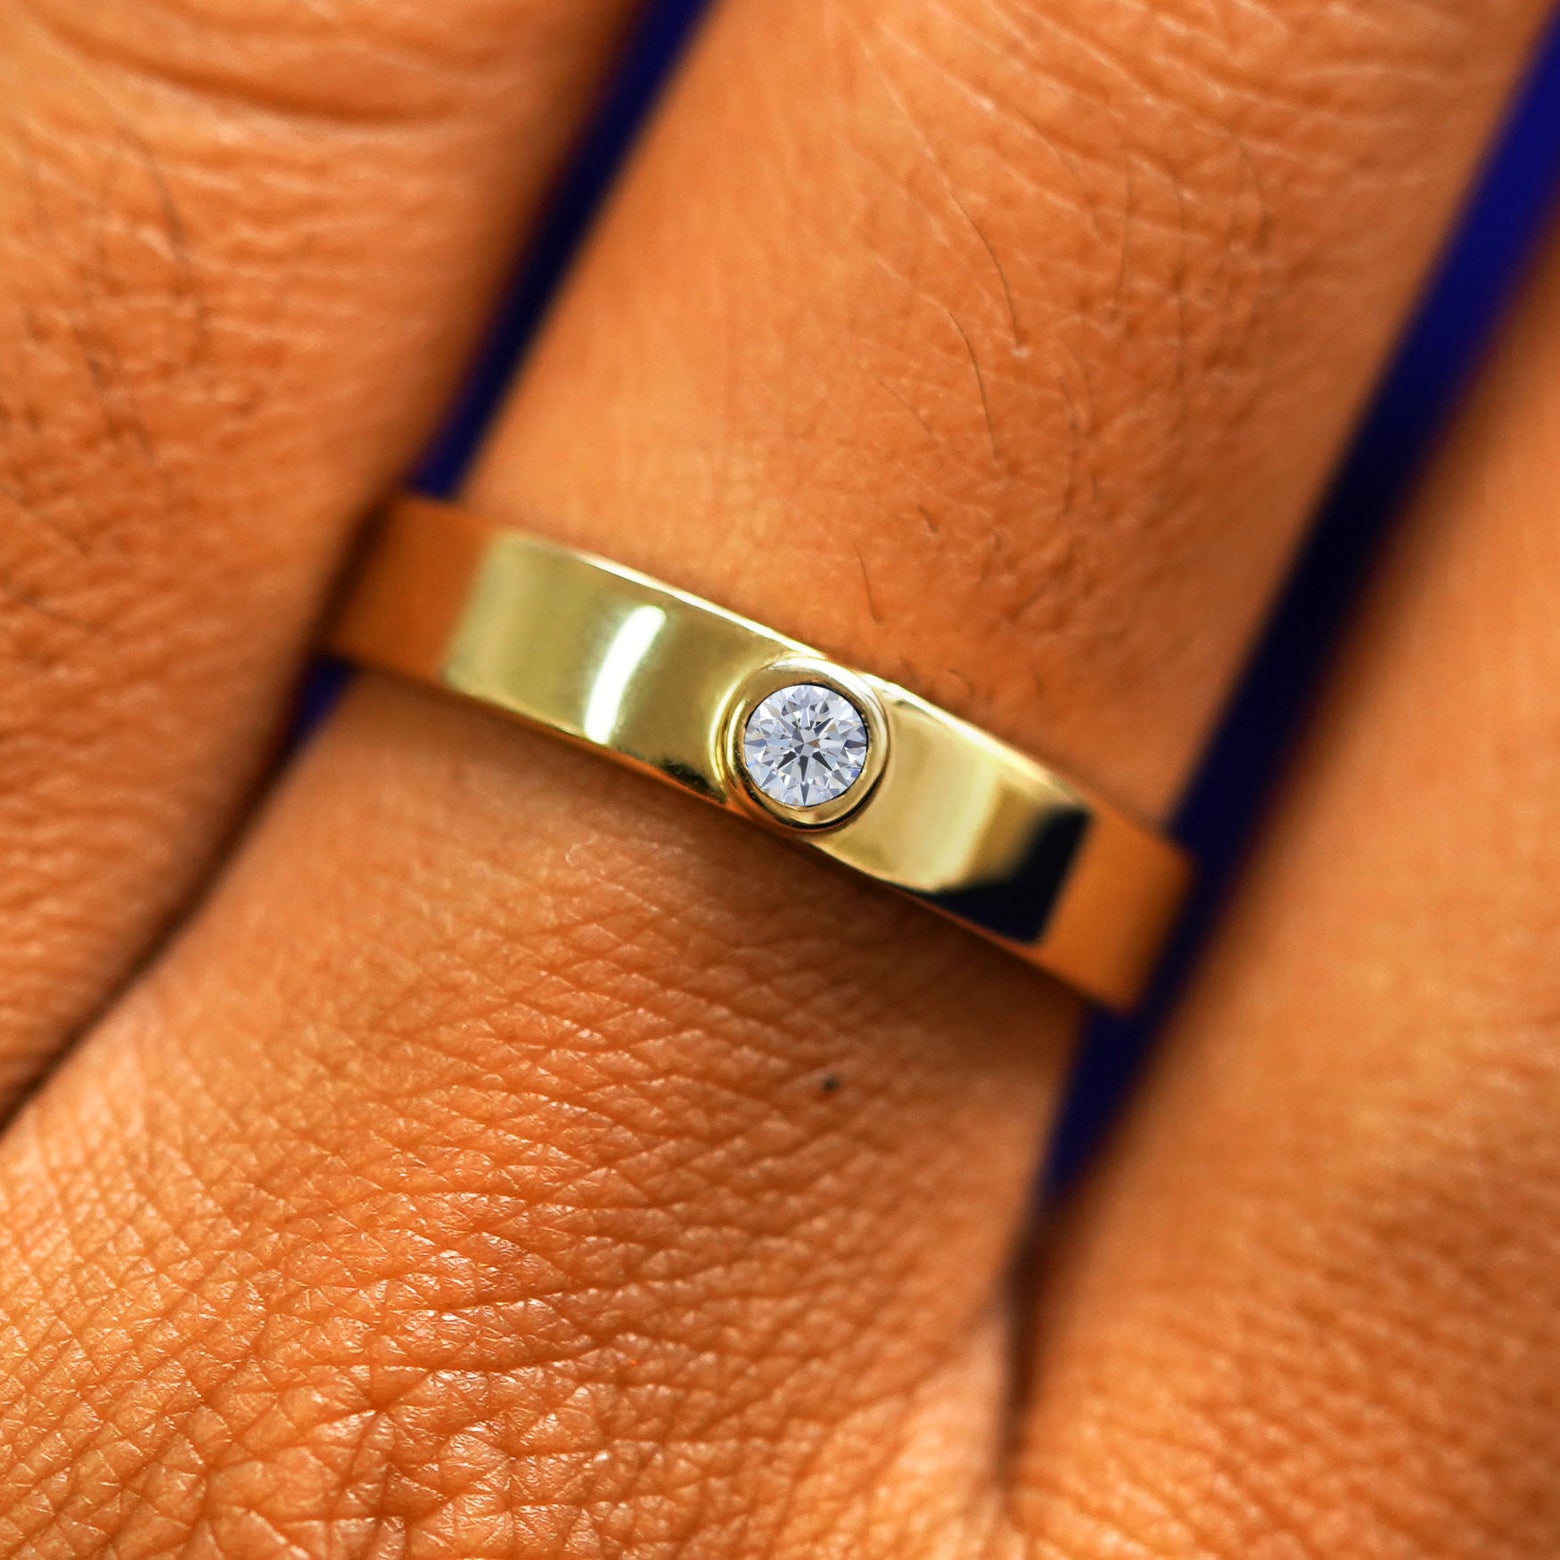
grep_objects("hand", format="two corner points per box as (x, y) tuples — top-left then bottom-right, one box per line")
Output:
(0, 1), (1555, 1554)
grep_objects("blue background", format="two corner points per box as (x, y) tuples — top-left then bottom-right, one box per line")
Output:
(406, 3), (1560, 1191)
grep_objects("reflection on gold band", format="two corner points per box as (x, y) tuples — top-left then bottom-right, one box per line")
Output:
(329, 497), (1191, 1010)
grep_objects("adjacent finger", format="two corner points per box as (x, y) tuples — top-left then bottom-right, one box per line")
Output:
(0, 0), (639, 1104)
(2, 0), (1554, 1552)
(1010, 227), (1560, 1557)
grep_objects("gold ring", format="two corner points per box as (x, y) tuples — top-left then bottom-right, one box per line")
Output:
(328, 496), (1191, 1010)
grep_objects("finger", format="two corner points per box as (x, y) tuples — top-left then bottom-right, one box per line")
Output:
(1010, 228), (1560, 1556)
(473, 0), (1550, 809)
(4, 1), (1555, 1553)
(0, 0), (640, 1104)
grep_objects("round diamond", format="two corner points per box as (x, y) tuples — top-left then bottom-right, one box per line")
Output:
(742, 684), (870, 810)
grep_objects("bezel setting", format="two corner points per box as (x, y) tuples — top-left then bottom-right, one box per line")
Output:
(723, 658), (890, 830)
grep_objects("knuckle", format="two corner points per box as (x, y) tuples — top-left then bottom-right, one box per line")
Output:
(0, 724), (1050, 1553)
(0, 0), (627, 654)
(0, 0), (618, 1071)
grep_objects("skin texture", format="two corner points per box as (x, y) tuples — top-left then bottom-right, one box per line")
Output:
(0, 0), (639, 1102)
(0, 0), (1554, 1555)
(1014, 234), (1560, 1558)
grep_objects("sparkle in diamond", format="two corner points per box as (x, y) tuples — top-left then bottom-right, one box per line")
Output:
(742, 684), (869, 809)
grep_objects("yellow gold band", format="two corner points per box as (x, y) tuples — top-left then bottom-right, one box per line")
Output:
(328, 497), (1190, 1009)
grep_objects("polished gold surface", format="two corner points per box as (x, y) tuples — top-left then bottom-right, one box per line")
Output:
(330, 497), (1191, 1009)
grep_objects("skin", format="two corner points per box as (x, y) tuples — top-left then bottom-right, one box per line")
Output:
(0, 0), (1554, 1554)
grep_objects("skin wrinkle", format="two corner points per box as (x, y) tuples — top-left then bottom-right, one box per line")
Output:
(0, 0), (642, 1116)
(0, 0), (1550, 1550)
(0, 714), (1048, 1547)
(11, 0), (613, 130)
(0, 119), (185, 586)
